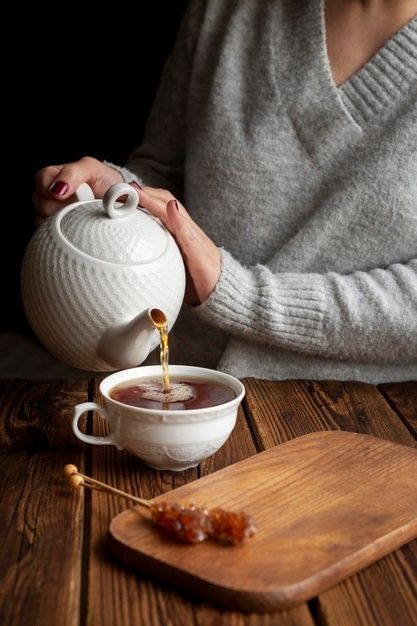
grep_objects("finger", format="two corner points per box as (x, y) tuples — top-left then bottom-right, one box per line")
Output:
(165, 200), (213, 260)
(137, 188), (208, 243)
(130, 181), (180, 210)
(166, 197), (209, 239)
(38, 157), (108, 201)
(166, 200), (221, 304)
(33, 191), (79, 218)
(35, 165), (66, 197)
(49, 157), (103, 199)
(141, 186), (175, 203)
(137, 187), (169, 222)
(35, 165), (72, 218)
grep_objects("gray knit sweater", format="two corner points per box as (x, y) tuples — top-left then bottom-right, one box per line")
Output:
(121, 0), (417, 383)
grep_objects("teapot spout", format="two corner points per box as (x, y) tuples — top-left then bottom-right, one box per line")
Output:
(98, 308), (166, 370)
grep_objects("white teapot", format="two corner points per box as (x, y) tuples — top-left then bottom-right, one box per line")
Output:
(21, 183), (185, 371)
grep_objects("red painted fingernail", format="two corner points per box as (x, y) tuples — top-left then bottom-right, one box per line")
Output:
(130, 180), (143, 190)
(50, 181), (69, 196)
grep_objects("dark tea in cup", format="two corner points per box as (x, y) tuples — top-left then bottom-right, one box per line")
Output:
(72, 364), (245, 470)
(109, 376), (236, 411)
(142, 310), (236, 410)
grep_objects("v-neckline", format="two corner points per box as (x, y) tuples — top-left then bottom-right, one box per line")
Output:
(321, 2), (417, 90)
(274, 0), (417, 167)
(318, 0), (417, 125)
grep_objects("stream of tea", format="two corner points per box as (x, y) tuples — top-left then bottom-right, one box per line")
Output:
(143, 309), (193, 406)
(150, 308), (171, 393)
(159, 320), (170, 393)
(110, 309), (236, 409)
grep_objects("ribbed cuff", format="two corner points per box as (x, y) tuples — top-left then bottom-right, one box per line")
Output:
(195, 249), (328, 352)
(340, 18), (417, 125)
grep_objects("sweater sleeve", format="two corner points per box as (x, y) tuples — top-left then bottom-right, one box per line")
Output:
(196, 249), (417, 365)
(122, 0), (206, 199)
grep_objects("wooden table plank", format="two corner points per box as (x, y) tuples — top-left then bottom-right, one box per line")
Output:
(1, 376), (415, 625)
(187, 401), (316, 626)
(313, 542), (417, 626)
(243, 379), (417, 626)
(379, 381), (417, 440)
(0, 379), (88, 626)
(243, 379), (416, 447)
(85, 377), (203, 626)
(191, 605), (316, 626)
(84, 378), (315, 626)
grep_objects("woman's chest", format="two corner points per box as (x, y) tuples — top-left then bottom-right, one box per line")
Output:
(185, 102), (417, 272)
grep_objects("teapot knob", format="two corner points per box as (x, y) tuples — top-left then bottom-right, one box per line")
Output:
(103, 183), (139, 219)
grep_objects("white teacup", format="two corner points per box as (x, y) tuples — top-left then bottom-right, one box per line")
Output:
(72, 365), (245, 471)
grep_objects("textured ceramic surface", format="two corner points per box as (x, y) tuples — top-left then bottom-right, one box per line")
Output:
(21, 184), (186, 371)
(72, 365), (246, 471)
(60, 203), (167, 263)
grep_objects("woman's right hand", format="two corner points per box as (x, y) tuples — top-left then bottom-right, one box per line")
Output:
(33, 157), (124, 223)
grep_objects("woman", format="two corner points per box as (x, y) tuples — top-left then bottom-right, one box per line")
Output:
(34, 0), (417, 383)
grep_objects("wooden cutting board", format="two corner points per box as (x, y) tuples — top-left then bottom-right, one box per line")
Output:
(109, 431), (417, 612)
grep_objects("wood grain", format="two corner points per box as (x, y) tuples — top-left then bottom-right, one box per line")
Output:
(243, 379), (417, 626)
(2, 377), (414, 626)
(379, 381), (417, 439)
(243, 379), (416, 448)
(312, 542), (417, 626)
(85, 383), (312, 625)
(109, 432), (417, 612)
(86, 377), (202, 626)
(0, 379), (88, 626)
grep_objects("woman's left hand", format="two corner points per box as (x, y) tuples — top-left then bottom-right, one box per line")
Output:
(131, 182), (221, 305)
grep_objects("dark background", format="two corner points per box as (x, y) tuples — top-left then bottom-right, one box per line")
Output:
(3, 1), (189, 334)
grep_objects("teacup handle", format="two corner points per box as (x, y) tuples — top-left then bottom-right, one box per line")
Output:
(72, 402), (117, 446)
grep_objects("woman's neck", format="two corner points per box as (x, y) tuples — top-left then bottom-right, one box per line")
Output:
(327, 0), (417, 10)
(324, 0), (417, 87)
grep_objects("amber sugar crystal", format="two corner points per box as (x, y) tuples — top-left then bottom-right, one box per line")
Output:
(150, 502), (257, 545)
(150, 502), (212, 543)
(209, 508), (258, 545)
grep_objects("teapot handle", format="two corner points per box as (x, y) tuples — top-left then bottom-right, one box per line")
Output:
(74, 182), (140, 220)
(75, 182), (96, 201)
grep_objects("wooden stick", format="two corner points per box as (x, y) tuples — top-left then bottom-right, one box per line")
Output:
(63, 464), (150, 508)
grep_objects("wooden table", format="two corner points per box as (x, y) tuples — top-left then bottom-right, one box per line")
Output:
(1, 377), (416, 626)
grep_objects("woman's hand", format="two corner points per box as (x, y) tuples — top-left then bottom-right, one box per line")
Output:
(131, 182), (221, 306)
(33, 157), (123, 223)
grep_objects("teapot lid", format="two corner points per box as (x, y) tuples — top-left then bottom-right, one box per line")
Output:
(59, 183), (168, 264)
